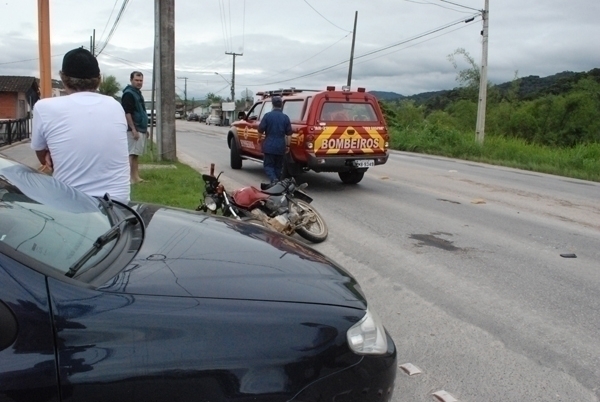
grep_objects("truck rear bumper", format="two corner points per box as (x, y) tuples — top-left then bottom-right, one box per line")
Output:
(304, 153), (389, 173)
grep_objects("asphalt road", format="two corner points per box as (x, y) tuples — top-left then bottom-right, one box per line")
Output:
(176, 120), (600, 402)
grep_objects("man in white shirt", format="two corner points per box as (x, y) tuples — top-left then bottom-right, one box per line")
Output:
(31, 47), (130, 202)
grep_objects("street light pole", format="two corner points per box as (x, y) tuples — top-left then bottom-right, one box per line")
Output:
(225, 52), (242, 102)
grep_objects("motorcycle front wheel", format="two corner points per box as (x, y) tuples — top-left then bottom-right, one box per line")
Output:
(293, 200), (328, 243)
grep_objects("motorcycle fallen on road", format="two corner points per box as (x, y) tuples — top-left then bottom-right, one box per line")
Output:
(196, 164), (328, 243)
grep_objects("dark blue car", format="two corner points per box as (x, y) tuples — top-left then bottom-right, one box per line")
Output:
(0, 155), (396, 402)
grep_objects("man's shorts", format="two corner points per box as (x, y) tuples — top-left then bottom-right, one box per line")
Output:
(127, 131), (146, 156)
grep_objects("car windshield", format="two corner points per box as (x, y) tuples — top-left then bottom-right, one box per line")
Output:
(0, 158), (114, 274)
(319, 102), (378, 122)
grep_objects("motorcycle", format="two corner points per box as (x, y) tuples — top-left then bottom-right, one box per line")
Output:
(196, 164), (328, 243)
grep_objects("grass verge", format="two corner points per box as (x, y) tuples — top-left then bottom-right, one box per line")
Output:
(390, 124), (600, 182)
(130, 147), (204, 210)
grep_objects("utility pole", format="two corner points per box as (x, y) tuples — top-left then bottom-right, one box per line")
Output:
(177, 76), (188, 116)
(347, 11), (358, 88)
(37, 0), (51, 99)
(158, 0), (176, 161)
(89, 29), (96, 56)
(475, 0), (489, 145)
(150, 0), (159, 157)
(225, 52), (242, 102)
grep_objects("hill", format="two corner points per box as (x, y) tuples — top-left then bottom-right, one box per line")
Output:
(369, 91), (406, 101)
(371, 68), (600, 104)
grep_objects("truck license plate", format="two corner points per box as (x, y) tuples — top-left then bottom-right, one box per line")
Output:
(353, 160), (375, 168)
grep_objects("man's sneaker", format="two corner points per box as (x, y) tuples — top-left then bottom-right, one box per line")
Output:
(260, 182), (271, 190)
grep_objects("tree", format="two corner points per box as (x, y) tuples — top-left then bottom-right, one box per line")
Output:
(447, 48), (482, 101)
(206, 92), (223, 103)
(98, 75), (121, 98)
(448, 48), (480, 88)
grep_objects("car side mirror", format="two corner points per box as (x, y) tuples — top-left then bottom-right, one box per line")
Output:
(237, 111), (246, 120)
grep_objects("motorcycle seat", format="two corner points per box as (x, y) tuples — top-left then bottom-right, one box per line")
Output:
(260, 182), (287, 195)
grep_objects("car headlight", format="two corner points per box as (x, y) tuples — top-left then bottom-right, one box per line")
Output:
(204, 195), (217, 211)
(347, 307), (388, 355)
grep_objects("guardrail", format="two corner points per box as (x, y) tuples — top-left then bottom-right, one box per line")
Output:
(0, 118), (30, 147)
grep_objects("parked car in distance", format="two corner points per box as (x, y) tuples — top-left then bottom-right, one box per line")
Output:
(187, 112), (199, 121)
(0, 155), (397, 402)
(175, 111), (182, 119)
(205, 114), (221, 125)
(146, 109), (156, 126)
(198, 113), (209, 122)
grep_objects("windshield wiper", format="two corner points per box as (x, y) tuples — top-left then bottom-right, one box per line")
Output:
(97, 193), (117, 224)
(65, 216), (138, 278)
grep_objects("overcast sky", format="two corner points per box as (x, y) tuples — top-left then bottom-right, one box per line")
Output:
(1, 0), (598, 100)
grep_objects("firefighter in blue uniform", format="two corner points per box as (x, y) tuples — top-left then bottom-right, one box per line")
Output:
(258, 96), (292, 189)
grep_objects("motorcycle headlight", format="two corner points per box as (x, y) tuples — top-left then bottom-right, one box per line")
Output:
(346, 308), (388, 355)
(204, 195), (217, 211)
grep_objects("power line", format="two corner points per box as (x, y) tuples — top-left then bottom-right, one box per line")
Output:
(0, 53), (64, 66)
(266, 33), (351, 77)
(228, 0), (234, 51)
(243, 14), (479, 87)
(403, 0), (474, 14)
(303, 0), (352, 33)
(100, 52), (152, 73)
(345, 18), (480, 67)
(355, 14), (479, 59)
(285, 22), (479, 83)
(97, 0), (120, 45)
(439, 0), (481, 12)
(95, 0), (131, 56)
(218, 0), (229, 51)
(242, 0), (246, 52)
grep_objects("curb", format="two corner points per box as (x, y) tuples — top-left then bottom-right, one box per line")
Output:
(0, 138), (31, 152)
(177, 150), (243, 191)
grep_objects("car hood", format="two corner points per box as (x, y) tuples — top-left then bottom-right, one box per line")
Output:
(98, 205), (366, 309)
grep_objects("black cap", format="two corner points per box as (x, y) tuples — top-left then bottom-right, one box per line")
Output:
(271, 96), (283, 107)
(61, 48), (100, 79)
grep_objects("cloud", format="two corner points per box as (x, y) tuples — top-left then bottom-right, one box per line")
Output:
(1, 0), (598, 99)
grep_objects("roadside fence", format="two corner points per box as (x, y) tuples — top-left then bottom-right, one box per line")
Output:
(0, 118), (31, 147)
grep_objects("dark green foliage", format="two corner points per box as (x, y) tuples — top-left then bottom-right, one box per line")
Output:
(382, 68), (600, 148)
(389, 122), (600, 181)
(380, 66), (600, 181)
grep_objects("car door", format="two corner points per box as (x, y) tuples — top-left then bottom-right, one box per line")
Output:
(237, 102), (264, 157)
(0, 253), (60, 402)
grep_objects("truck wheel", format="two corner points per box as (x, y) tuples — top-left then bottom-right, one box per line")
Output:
(230, 139), (243, 169)
(338, 170), (365, 184)
(281, 159), (298, 179)
(281, 154), (303, 180)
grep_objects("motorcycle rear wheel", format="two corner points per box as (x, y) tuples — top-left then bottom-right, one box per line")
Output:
(293, 200), (328, 243)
